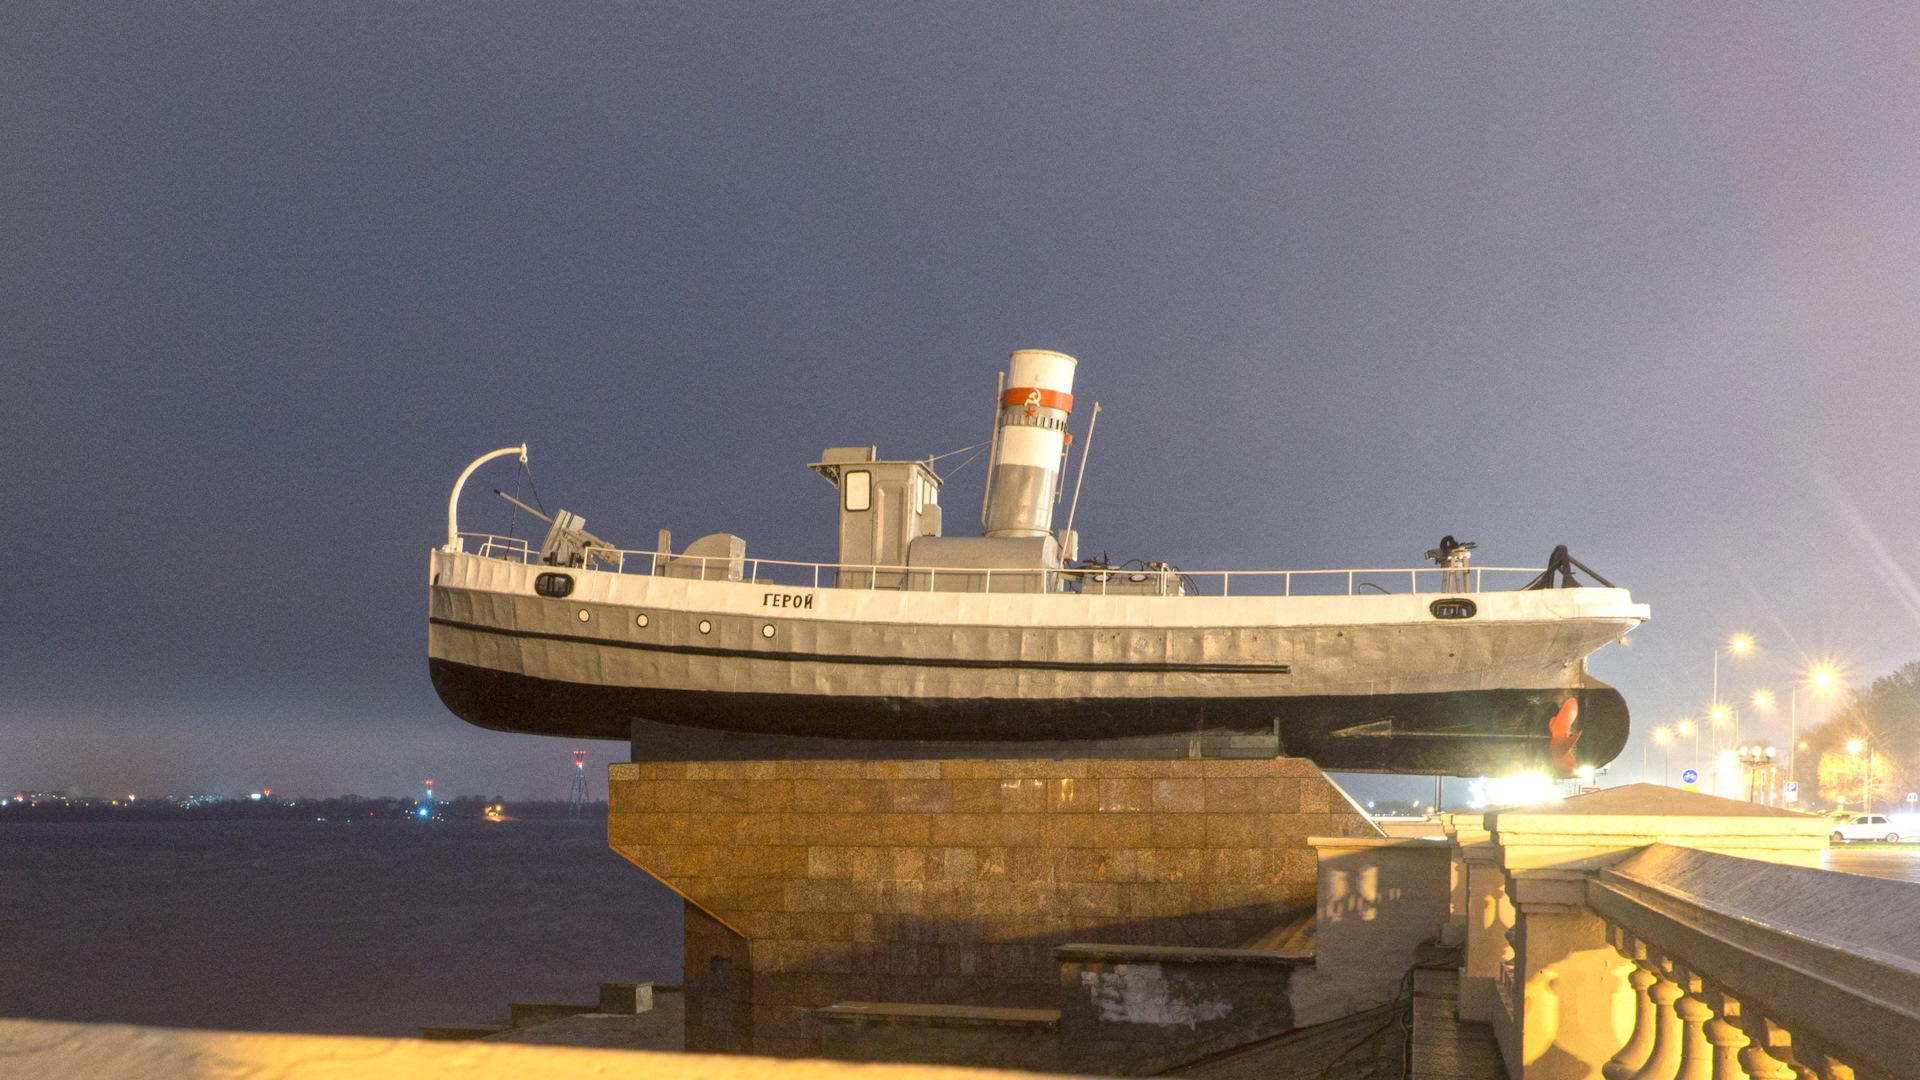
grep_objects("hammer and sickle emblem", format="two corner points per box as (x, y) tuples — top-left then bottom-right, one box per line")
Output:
(1024, 388), (1042, 417)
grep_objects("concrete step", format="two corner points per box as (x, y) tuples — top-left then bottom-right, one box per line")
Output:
(417, 1024), (509, 1041)
(508, 1002), (600, 1028)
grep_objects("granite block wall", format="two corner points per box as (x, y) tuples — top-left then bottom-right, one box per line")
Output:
(607, 758), (1377, 1057)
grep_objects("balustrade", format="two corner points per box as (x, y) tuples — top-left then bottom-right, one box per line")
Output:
(1453, 785), (1911, 1080)
(1594, 919), (1869, 1080)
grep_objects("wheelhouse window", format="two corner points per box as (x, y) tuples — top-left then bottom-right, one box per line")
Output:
(844, 470), (871, 512)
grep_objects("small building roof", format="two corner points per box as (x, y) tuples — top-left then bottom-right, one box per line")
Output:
(1500, 783), (1810, 819)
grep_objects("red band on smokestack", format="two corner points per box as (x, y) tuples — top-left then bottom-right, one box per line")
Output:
(1000, 387), (1074, 413)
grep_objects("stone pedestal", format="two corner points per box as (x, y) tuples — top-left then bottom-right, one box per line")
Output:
(1457, 839), (1513, 1023)
(1294, 836), (1454, 1026)
(606, 758), (1376, 1058)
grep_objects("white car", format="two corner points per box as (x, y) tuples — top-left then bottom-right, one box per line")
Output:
(1831, 814), (1902, 843)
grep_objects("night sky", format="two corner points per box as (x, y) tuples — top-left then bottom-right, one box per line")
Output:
(6, 4), (1918, 800)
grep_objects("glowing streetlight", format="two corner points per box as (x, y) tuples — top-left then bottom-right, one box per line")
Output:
(1788, 662), (1844, 788)
(1751, 689), (1773, 710)
(1708, 703), (1737, 763)
(1651, 727), (1673, 785)
(1711, 635), (1756, 755)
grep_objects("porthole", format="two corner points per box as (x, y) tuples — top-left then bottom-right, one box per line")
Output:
(698, 619), (712, 635)
(577, 609), (591, 623)
(761, 623), (775, 638)
(635, 613), (649, 628)
(1430, 598), (1477, 620)
(534, 572), (574, 598)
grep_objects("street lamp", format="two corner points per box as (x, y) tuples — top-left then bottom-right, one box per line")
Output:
(1737, 744), (1777, 804)
(1651, 727), (1673, 786)
(1790, 662), (1842, 792)
(1676, 719), (1698, 784)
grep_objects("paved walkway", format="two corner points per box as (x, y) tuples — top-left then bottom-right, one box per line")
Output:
(1409, 963), (1507, 1080)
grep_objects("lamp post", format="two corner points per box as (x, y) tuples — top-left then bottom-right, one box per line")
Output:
(1708, 704), (1735, 761)
(1793, 664), (1839, 786)
(1677, 719), (1697, 785)
(1652, 727), (1673, 786)
(1712, 634), (1754, 750)
(1737, 744), (1777, 804)
(1847, 739), (1877, 816)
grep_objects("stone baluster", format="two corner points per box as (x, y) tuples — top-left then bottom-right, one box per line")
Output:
(1736, 1015), (1796, 1080)
(1630, 973), (1686, 1080)
(1673, 990), (1715, 1080)
(1738, 1042), (1795, 1080)
(1606, 962), (1661, 1080)
(1703, 1013), (1749, 1080)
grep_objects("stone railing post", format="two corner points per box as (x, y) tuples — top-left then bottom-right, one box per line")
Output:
(1604, 960), (1659, 1080)
(1503, 869), (1632, 1080)
(1702, 1009), (1748, 1080)
(1738, 1030), (1795, 1080)
(1459, 839), (1512, 1023)
(1672, 988), (1714, 1080)
(1628, 972), (1684, 1080)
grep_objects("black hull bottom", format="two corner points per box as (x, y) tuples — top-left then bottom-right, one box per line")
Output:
(429, 658), (1629, 776)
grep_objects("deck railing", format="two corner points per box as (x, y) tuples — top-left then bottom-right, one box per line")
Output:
(451, 533), (1550, 596)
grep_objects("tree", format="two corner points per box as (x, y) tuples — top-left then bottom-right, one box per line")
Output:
(1796, 661), (1920, 808)
(1817, 749), (1894, 810)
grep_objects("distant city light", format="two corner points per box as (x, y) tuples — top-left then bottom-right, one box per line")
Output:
(416, 806), (430, 818)
(249, 792), (262, 801)
(1468, 773), (1563, 809)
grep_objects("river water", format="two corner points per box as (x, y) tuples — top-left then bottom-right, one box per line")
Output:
(7, 817), (1912, 1039)
(0, 818), (682, 1035)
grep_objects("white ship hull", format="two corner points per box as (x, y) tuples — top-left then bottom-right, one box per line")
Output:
(427, 549), (1643, 775)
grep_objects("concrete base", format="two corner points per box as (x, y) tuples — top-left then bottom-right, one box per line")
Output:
(607, 758), (1378, 1058)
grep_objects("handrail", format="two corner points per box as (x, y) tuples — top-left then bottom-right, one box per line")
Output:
(1589, 844), (1920, 1080)
(446, 534), (1560, 597)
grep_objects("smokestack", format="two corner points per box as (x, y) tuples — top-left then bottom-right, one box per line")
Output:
(983, 349), (1076, 538)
